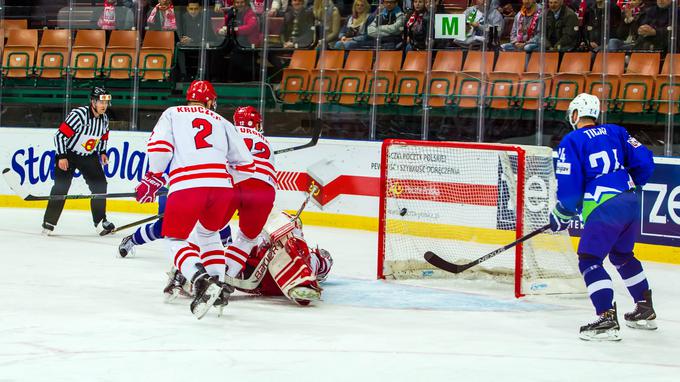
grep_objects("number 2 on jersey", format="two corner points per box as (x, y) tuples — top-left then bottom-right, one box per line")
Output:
(243, 138), (271, 159)
(192, 118), (213, 149)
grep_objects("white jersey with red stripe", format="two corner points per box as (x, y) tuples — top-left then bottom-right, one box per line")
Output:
(229, 126), (276, 188)
(146, 105), (255, 193)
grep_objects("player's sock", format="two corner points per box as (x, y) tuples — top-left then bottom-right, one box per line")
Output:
(225, 231), (258, 278)
(131, 219), (163, 246)
(609, 252), (649, 302)
(579, 253), (614, 315)
(167, 239), (202, 282)
(219, 225), (232, 246)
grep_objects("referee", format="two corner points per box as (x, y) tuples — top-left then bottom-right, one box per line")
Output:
(42, 87), (116, 236)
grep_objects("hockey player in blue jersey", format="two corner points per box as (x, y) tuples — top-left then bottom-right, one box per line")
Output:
(550, 93), (657, 341)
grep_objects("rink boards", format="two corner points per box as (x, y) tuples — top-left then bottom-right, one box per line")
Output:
(0, 127), (678, 264)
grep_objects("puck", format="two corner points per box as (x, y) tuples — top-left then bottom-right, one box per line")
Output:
(399, 208), (407, 216)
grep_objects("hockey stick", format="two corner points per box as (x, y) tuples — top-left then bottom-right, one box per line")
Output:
(224, 184), (319, 290)
(2, 168), (167, 201)
(102, 213), (164, 236)
(424, 224), (551, 274)
(272, 118), (323, 155)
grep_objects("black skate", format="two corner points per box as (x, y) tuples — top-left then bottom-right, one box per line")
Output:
(579, 303), (621, 341)
(163, 268), (190, 303)
(189, 269), (224, 320)
(214, 283), (235, 317)
(624, 290), (657, 330)
(118, 235), (135, 258)
(97, 219), (115, 236)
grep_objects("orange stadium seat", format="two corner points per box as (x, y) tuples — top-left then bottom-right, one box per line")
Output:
(279, 49), (317, 103)
(427, 50), (463, 107)
(618, 53), (660, 113)
(488, 51), (525, 109)
(0, 19), (28, 30)
(586, 52), (625, 112)
(653, 54), (680, 114)
(104, 30), (139, 79)
(393, 51), (428, 106)
(71, 29), (106, 79)
(551, 52), (591, 110)
(335, 50), (373, 105)
(518, 52), (558, 110)
(308, 50), (344, 104)
(36, 29), (70, 79)
(365, 50), (402, 105)
(455, 51), (494, 108)
(2, 29), (37, 78)
(139, 30), (175, 81)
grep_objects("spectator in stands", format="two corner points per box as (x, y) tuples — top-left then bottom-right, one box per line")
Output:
(544, 0), (579, 52)
(627, 0), (675, 51)
(281, 0), (316, 48)
(219, 0), (262, 47)
(146, 0), (178, 33)
(364, 0), (405, 49)
(454, 0), (504, 49)
(177, 1), (220, 81)
(268, 0), (289, 16)
(404, 0), (428, 50)
(608, 0), (645, 51)
(313, 0), (342, 48)
(582, 0), (622, 52)
(501, 0), (541, 52)
(93, 0), (135, 30)
(334, 0), (371, 49)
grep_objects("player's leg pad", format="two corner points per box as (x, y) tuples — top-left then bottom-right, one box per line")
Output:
(288, 286), (321, 304)
(579, 303), (621, 342)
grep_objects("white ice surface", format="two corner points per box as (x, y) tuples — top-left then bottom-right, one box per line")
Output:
(0, 208), (679, 382)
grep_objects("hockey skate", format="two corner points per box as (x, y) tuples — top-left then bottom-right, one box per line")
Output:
(41, 222), (54, 236)
(213, 283), (235, 317)
(96, 220), (115, 236)
(189, 271), (224, 319)
(624, 290), (658, 330)
(163, 268), (190, 303)
(118, 235), (135, 258)
(579, 303), (621, 341)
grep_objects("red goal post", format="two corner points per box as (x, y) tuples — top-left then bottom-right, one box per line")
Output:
(377, 139), (583, 297)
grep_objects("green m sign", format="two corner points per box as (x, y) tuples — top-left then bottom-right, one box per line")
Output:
(434, 14), (466, 40)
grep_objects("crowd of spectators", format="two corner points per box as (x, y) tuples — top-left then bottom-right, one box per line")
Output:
(9, 0), (675, 82)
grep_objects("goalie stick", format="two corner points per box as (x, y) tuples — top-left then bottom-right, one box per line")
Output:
(424, 224), (551, 274)
(102, 213), (164, 236)
(224, 184), (319, 290)
(2, 168), (167, 201)
(272, 118), (323, 155)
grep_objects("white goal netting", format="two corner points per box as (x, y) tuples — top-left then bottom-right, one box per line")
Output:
(378, 140), (585, 296)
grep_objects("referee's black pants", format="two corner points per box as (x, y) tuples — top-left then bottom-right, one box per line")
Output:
(43, 153), (108, 227)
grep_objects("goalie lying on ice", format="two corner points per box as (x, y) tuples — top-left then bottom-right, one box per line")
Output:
(164, 209), (332, 306)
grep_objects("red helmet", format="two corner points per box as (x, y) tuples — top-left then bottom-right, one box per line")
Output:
(233, 106), (262, 131)
(186, 80), (217, 108)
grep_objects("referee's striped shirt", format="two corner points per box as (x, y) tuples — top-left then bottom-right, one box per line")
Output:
(54, 106), (109, 159)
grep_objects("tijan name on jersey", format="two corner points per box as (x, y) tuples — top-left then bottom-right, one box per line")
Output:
(583, 127), (607, 139)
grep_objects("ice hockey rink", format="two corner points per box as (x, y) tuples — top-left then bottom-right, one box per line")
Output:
(1, 208), (679, 382)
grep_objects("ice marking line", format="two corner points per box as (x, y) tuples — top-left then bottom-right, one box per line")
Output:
(1, 347), (679, 369)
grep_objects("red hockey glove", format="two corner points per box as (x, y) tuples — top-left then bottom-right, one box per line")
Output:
(136, 172), (165, 203)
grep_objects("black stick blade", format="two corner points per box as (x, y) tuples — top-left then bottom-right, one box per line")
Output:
(424, 251), (465, 274)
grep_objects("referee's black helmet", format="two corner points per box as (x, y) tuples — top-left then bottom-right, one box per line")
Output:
(90, 87), (112, 102)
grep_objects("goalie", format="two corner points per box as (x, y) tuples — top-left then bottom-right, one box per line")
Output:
(165, 208), (333, 306)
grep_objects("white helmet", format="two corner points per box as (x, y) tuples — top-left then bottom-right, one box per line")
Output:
(566, 93), (600, 129)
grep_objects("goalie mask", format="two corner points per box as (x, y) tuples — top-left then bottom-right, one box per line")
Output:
(233, 106), (262, 132)
(567, 93), (600, 130)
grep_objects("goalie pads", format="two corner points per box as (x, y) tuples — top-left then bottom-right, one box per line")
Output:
(267, 236), (321, 303)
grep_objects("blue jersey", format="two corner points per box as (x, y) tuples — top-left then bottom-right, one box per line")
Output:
(555, 123), (654, 221)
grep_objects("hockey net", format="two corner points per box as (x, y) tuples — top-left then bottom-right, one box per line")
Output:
(377, 139), (585, 297)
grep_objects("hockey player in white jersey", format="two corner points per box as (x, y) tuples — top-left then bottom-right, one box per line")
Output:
(224, 106), (277, 282)
(135, 80), (255, 319)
